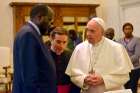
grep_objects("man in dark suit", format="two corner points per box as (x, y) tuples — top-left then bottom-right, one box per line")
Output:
(47, 27), (81, 93)
(12, 4), (57, 93)
(48, 27), (72, 93)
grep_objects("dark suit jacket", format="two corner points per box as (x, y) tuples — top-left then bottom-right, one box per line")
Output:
(50, 50), (72, 85)
(12, 23), (57, 93)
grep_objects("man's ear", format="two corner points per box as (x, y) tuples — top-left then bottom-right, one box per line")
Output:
(49, 37), (53, 41)
(49, 36), (54, 42)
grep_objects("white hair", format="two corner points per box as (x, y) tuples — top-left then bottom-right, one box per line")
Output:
(90, 17), (106, 30)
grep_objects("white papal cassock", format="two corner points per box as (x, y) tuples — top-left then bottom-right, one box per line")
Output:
(65, 37), (133, 93)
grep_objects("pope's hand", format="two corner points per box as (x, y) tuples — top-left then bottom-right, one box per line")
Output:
(84, 73), (104, 86)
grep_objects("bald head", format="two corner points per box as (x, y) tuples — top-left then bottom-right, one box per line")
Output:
(30, 4), (54, 35)
(104, 28), (115, 40)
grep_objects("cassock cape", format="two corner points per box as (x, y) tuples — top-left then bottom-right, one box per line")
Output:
(65, 37), (133, 93)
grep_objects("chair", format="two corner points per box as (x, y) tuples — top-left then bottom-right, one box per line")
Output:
(0, 47), (12, 93)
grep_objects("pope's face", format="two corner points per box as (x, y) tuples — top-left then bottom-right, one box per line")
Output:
(86, 21), (103, 44)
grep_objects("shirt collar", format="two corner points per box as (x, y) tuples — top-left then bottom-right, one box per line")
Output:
(28, 20), (41, 35)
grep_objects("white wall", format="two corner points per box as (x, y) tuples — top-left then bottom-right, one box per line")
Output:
(119, 0), (140, 37)
(98, 0), (122, 40)
(0, 0), (13, 48)
(98, 0), (140, 39)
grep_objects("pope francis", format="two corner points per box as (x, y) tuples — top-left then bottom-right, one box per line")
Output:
(65, 17), (133, 93)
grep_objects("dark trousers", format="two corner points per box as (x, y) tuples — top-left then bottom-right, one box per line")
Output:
(125, 68), (140, 93)
(70, 83), (81, 93)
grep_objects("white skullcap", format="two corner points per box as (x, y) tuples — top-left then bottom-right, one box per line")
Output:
(89, 17), (106, 30)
